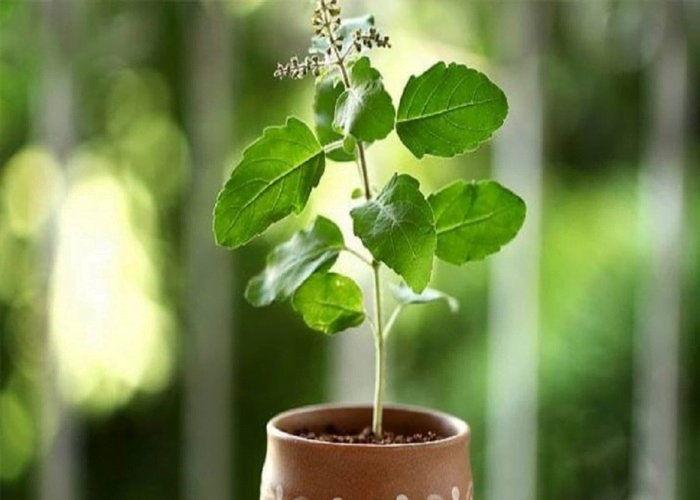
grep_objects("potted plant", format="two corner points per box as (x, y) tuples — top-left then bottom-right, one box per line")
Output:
(213, 1), (526, 498)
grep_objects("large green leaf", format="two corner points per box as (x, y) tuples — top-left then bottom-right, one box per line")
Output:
(334, 57), (395, 143)
(390, 283), (459, 313)
(428, 179), (526, 265)
(351, 174), (436, 292)
(292, 272), (366, 335)
(396, 62), (508, 158)
(214, 117), (325, 249)
(245, 216), (345, 307)
(314, 77), (356, 162)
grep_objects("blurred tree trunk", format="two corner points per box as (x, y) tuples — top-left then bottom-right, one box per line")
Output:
(183, 3), (235, 500)
(632, 4), (688, 500)
(487, 4), (544, 500)
(35, 1), (81, 500)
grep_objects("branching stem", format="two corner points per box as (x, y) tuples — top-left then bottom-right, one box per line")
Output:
(322, 139), (345, 155)
(356, 142), (372, 201)
(343, 246), (373, 267)
(319, 0), (351, 86)
(383, 305), (404, 341)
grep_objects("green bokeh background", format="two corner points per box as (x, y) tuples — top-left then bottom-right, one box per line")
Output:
(1, 1), (699, 499)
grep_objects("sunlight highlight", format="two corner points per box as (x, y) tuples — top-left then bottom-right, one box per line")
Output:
(49, 157), (174, 413)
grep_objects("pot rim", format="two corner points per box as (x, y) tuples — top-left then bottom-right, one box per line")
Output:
(267, 402), (470, 449)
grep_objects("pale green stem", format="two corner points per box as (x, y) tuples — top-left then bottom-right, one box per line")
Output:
(356, 143), (372, 201)
(322, 139), (345, 155)
(371, 260), (385, 435)
(343, 246), (373, 267)
(321, 2), (386, 434)
(382, 305), (405, 341)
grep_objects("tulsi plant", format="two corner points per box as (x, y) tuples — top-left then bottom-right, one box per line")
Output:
(213, 0), (526, 435)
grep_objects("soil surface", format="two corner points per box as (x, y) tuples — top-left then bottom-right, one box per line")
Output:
(293, 425), (444, 445)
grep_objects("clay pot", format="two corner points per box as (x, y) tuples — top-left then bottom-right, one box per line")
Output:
(261, 403), (473, 500)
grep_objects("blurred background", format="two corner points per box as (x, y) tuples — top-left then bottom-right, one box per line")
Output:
(1, 0), (698, 499)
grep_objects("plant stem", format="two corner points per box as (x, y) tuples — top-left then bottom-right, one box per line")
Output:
(319, 2), (372, 199)
(319, 0), (352, 88)
(343, 246), (373, 267)
(342, 59), (382, 434)
(355, 109), (384, 435)
(371, 260), (385, 435)
(321, 1), (386, 434)
(355, 140), (385, 434)
(356, 138), (384, 435)
(322, 139), (345, 155)
(356, 142), (372, 201)
(383, 305), (404, 341)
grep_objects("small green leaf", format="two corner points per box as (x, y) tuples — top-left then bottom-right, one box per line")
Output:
(396, 62), (508, 158)
(314, 78), (356, 162)
(391, 283), (459, 313)
(245, 216), (345, 307)
(310, 14), (375, 56)
(292, 272), (366, 335)
(351, 174), (436, 293)
(351, 188), (364, 200)
(428, 180), (526, 265)
(334, 57), (395, 143)
(214, 117), (325, 249)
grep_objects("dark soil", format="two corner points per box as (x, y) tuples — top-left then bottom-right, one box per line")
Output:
(293, 425), (444, 445)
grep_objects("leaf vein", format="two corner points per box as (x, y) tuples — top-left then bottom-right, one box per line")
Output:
(398, 96), (502, 124)
(437, 203), (518, 235)
(222, 152), (322, 239)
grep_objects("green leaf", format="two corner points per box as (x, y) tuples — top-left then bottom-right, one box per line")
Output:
(396, 62), (508, 158)
(292, 272), (366, 335)
(391, 283), (459, 313)
(428, 180), (526, 265)
(314, 78), (356, 162)
(351, 174), (436, 293)
(334, 57), (395, 143)
(310, 14), (375, 56)
(213, 117), (325, 249)
(245, 216), (345, 307)
(351, 188), (364, 200)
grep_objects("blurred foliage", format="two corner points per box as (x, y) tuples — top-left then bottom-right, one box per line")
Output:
(1, 0), (699, 499)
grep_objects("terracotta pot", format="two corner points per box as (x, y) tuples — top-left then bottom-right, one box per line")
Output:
(261, 403), (473, 500)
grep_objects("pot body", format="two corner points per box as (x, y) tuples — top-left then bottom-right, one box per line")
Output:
(261, 404), (473, 500)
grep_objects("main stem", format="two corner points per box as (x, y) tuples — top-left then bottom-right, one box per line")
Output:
(354, 123), (385, 436)
(322, 3), (385, 434)
(354, 128), (384, 435)
(371, 260), (385, 434)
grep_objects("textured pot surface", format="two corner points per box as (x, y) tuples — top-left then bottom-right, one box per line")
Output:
(261, 404), (473, 500)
